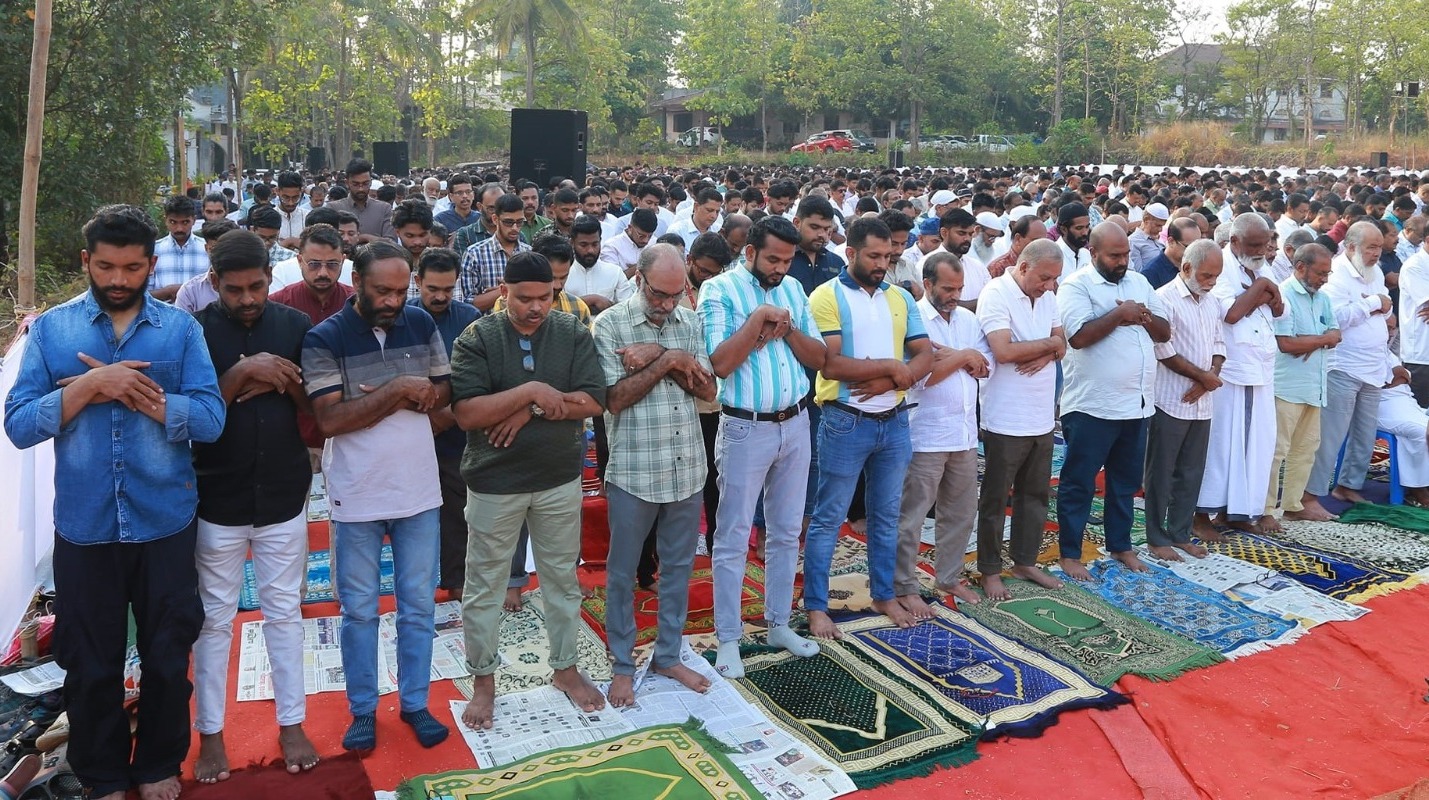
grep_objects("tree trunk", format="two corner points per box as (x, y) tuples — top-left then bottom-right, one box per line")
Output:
(1052, 0), (1065, 126)
(909, 98), (921, 161)
(524, 20), (536, 107)
(17, 0), (52, 313)
(337, 22), (349, 163)
(175, 111), (186, 190)
(761, 95), (767, 157)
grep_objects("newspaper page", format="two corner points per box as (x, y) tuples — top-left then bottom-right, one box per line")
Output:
(237, 615), (397, 701)
(1137, 548), (1275, 593)
(0, 661), (64, 695)
(1224, 574), (1369, 626)
(447, 688), (636, 767)
(615, 643), (857, 800)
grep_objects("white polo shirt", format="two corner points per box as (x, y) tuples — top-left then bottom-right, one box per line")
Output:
(909, 299), (990, 452)
(977, 272), (1060, 436)
(566, 259), (634, 305)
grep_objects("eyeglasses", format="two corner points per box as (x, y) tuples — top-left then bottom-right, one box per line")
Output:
(519, 337), (534, 372)
(642, 282), (683, 303)
(498, 216), (526, 228)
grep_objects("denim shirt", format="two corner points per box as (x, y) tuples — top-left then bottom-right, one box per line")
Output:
(4, 292), (226, 544)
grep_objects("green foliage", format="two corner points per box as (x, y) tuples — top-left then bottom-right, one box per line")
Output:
(1042, 118), (1099, 164)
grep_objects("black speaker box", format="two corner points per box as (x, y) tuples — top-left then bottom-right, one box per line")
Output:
(1370, 151), (1389, 169)
(510, 109), (588, 187)
(372, 141), (410, 177)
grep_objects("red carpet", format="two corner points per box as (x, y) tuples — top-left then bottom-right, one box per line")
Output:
(181, 751), (373, 799)
(199, 522), (1429, 798)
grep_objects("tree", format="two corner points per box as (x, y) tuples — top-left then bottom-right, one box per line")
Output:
(466, 0), (582, 107)
(678, 0), (779, 153)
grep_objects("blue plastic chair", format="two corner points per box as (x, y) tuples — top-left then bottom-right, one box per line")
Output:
(1333, 429), (1403, 505)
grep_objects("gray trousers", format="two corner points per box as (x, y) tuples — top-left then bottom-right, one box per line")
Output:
(1307, 369), (1382, 494)
(896, 449), (977, 594)
(977, 431), (1052, 575)
(604, 484), (701, 676)
(1142, 409), (1211, 546)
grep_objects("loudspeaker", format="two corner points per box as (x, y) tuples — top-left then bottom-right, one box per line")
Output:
(888, 150), (905, 169)
(1371, 151), (1389, 168)
(306, 147), (326, 173)
(510, 109), (587, 187)
(372, 141), (410, 177)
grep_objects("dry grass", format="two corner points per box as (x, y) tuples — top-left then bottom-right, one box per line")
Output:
(1118, 122), (1429, 170)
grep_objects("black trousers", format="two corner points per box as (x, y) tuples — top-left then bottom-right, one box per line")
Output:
(699, 411), (721, 550)
(52, 520), (203, 797)
(437, 455), (468, 591)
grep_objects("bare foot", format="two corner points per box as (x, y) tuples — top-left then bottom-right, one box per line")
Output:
(935, 582), (982, 605)
(461, 673), (496, 730)
(138, 776), (182, 800)
(872, 598), (916, 628)
(503, 586), (523, 612)
(1192, 513), (1221, 541)
(92, 794), (125, 800)
(849, 518), (868, 536)
(653, 662), (711, 694)
(980, 574), (1012, 601)
(1173, 540), (1209, 558)
(607, 675), (635, 708)
(279, 723), (319, 773)
(897, 593), (937, 619)
(1110, 550), (1150, 572)
(1292, 495), (1338, 521)
(1226, 518), (1262, 534)
(1059, 557), (1093, 581)
(1257, 514), (1283, 533)
(807, 610), (844, 639)
(1330, 486), (1369, 505)
(1010, 565), (1063, 591)
(195, 732), (230, 784)
(1148, 545), (1184, 562)
(553, 666), (606, 712)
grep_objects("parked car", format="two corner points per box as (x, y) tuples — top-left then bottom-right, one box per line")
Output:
(791, 129), (876, 154)
(676, 126), (721, 147)
(950, 134), (1014, 153)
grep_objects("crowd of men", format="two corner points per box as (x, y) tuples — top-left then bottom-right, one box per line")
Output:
(8, 154), (1429, 800)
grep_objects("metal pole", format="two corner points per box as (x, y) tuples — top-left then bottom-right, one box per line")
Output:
(17, 0), (53, 317)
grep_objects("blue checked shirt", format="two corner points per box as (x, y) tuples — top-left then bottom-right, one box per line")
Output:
(149, 234), (210, 290)
(697, 265), (821, 413)
(457, 237), (529, 303)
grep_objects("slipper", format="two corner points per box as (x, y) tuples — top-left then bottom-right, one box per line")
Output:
(1, 754), (39, 800)
(17, 745), (82, 800)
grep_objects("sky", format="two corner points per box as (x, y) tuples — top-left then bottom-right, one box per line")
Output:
(1177, 0), (1232, 43)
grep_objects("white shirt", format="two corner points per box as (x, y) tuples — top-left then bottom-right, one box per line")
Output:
(977, 272), (1060, 436)
(278, 206), (309, 241)
(566, 259), (634, 304)
(667, 215), (723, 251)
(1398, 248), (1429, 365)
(269, 256), (355, 292)
(1212, 245), (1281, 387)
(600, 232), (645, 272)
(612, 207), (673, 239)
(1058, 238), (1091, 278)
(1153, 277), (1227, 421)
(598, 214), (623, 242)
(1275, 215), (1304, 242)
(1058, 266), (1167, 420)
(909, 300), (989, 451)
(1323, 253), (1390, 378)
(918, 248), (991, 301)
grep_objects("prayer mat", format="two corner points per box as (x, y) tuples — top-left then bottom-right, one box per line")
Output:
(1338, 502), (1429, 535)
(958, 580), (1224, 685)
(839, 606), (1126, 738)
(722, 640), (981, 788)
(453, 590), (612, 697)
(1064, 559), (1302, 657)
(1272, 518), (1429, 576)
(1204, 528), (1419, 602)
(817, 535), (940, 611)
(237, 545), (393, 611)
(184, 751), (373, 800)
(395, 722), (763, 800)
(579, 560), (766, 646)
(1138, 549), (1275, 593)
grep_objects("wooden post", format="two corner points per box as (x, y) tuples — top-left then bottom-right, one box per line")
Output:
(16, 0), (53, 316)
(175, 111), (187, 192)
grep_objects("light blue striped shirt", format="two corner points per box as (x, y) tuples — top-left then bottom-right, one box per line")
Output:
(697, 266), (821, 412)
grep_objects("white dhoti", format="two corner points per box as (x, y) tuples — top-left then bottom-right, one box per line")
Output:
(1198, 382), (1276, 520)
(1379, 385), (1429, 487)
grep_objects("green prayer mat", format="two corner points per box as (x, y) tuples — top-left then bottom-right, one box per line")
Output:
(396, 722), (762, 800)
(721, 640), (981, 788)
(1274, 518), (1429, 576)
(958, 579), (1225, 685)
(1337, 503), (1429, 535)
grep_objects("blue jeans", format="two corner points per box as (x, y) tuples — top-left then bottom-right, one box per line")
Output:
(333, 507), (440, 716)
(1057, 412), (1148, 559)
(802, 404), (912, 611)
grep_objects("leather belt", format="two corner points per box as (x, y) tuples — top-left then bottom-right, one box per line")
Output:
(721, 398), (809, 422)
(825, 400), (908, 421)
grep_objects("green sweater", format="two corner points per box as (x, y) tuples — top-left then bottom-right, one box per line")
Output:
(450, 310), (607, 494)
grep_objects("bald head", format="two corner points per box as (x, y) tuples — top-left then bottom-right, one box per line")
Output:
(1088, 220), (1131, 282)
(636, 242), (685, 278)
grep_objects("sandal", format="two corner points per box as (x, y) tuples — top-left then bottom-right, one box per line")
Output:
(17, 745), (82, 800)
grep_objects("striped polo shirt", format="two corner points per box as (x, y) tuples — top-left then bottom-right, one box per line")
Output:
(697, 265), (821, 413)
(302, 300), (450, 523)
(809, 270), (927, 412)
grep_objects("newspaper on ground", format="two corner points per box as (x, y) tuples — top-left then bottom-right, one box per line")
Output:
(1137, 548), (1276, 593)
(238, 603), (470, 701)
(0, 661), (64, 695)
(1224, 574), (1369, 626)
(446, 687), (633, 766)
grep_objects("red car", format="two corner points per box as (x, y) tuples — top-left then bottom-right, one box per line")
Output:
(789, 129), (876, 154)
